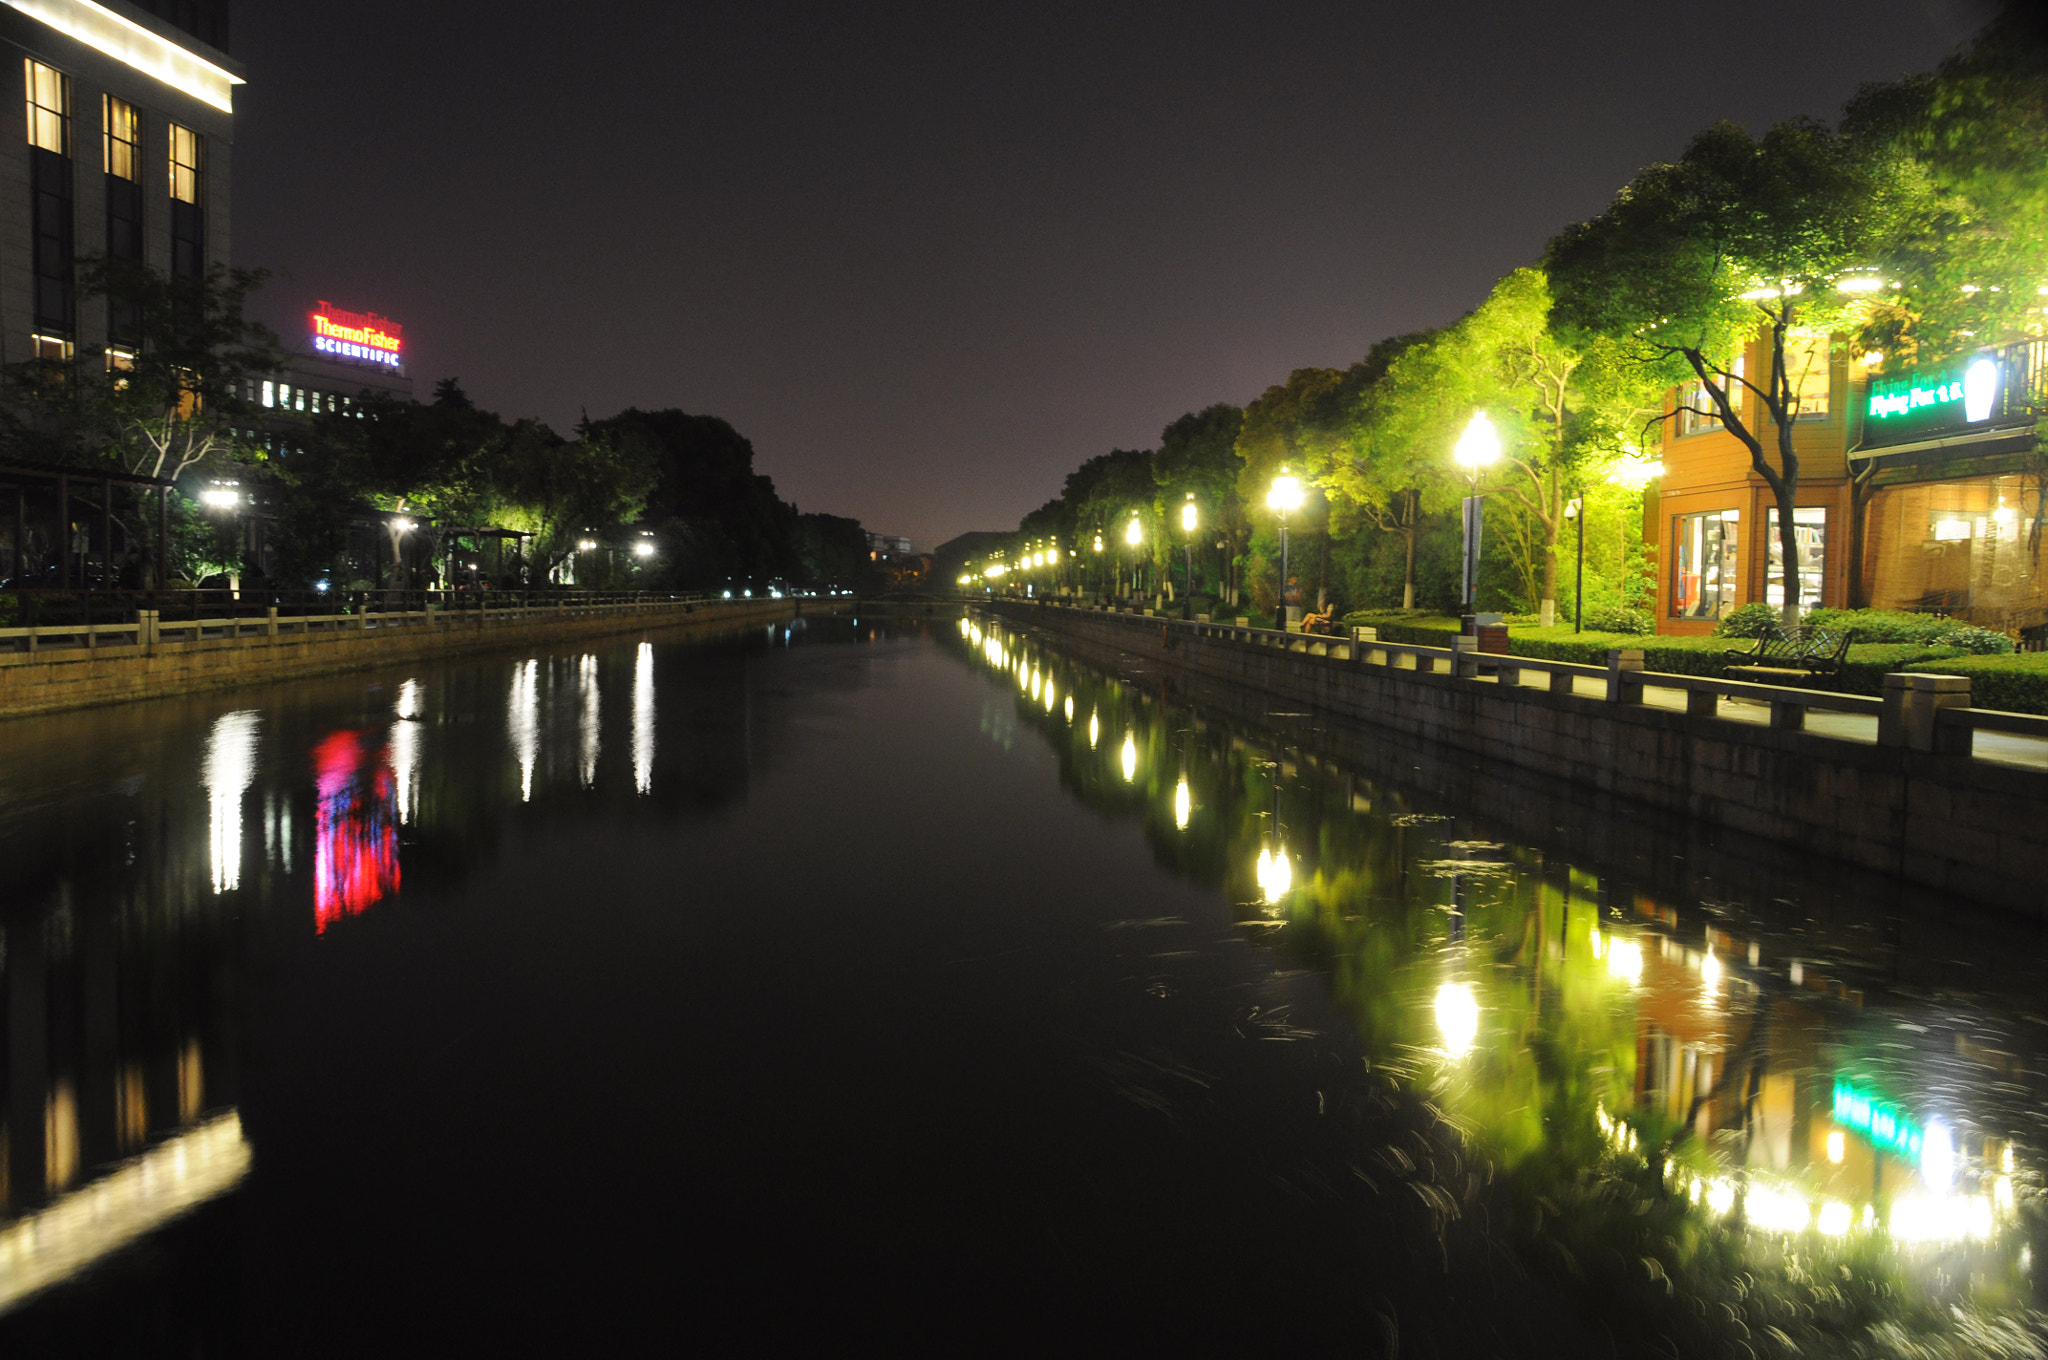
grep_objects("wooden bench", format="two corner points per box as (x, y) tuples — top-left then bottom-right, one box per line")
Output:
(1724, 627), (1850, 685)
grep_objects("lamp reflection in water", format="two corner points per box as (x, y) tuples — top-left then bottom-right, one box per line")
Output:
(508, 658), (539, 802)
(1088, 709), (1099, 749)
(1063, 695), (1073, 723)
(578, 654), (600, 787)
(1434, 982), (1479, 1059)
(1174, 776), (1190, 830)
(389, 679), (422, 824)
(313, 729), (400, 932)
(633, 641), (655, 794)
(1120, 732), (1137, 782)
(202, 710), (261, 893)
(1255, 845), (1291, 904)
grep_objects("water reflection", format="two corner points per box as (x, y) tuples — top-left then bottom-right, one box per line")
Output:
(961, 614), (2047, 1353)
(201, 711), (260, 893)
(578, 653), (600, 788)
(509, 658), (539, 802)
(633, 642), (654, 795)
(390, 678), (422, 825)
(313, 730), (400, 932)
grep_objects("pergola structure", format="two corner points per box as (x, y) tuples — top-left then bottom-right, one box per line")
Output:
(0, 458), (174, 590)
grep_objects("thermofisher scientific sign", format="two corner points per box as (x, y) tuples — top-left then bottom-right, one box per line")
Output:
(309, 302), (403, 369)
(1861, 353), (2004, 450)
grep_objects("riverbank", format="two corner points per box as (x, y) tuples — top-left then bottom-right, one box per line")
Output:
(990, 600), (2048, 916)
(0, 596), (834, 719)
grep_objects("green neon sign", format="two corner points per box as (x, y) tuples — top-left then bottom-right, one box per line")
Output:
(1867, 376), (1964, 421)
(1862, 355), (2004, 450)
(1832, 1079), (1923, 1163)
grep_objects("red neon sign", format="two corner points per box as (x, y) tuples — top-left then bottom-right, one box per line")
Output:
(310, 301), (403, 367)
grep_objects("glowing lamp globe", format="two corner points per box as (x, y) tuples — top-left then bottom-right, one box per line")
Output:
(1454, 411), (1501, 471)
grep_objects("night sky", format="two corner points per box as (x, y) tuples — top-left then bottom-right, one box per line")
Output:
(232, 0), (1986, 549)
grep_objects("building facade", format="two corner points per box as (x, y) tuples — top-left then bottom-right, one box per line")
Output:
(0, 0), (238, 367)
(1652, 333), (2047, 638)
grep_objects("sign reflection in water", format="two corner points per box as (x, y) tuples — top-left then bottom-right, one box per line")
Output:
(961, 614), (2040, 1346)
(312, 730), (400, 933)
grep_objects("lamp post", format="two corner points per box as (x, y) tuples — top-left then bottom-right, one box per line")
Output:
(1125, 513), (1142, 600)
(1564, 495), (1584, 633)
(1452, 412), (1501, 617)
(1266, 468), (1303, 631)
(1092, 531), (1104, 599)
(1180, 494), (1198, 609)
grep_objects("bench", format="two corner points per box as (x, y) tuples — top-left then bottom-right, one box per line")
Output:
(1724, 627), (1850, 685)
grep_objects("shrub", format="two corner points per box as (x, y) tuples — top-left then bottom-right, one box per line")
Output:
(1904, 652), (2048, 714)
(1341, 611), (1463, 646)
(1933, 625), (2014, 655)
(1712, 603), (1784, 639)
(1581, 605), (1652, 635)
(1803, 607), (1955, 645)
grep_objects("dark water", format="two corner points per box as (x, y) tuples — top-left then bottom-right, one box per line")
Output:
(1, 614), (2045, 1355)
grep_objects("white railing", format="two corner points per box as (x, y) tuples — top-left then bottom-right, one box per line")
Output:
(1009, 599), (2048, 767)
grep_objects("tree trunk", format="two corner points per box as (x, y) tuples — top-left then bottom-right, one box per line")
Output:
(1775, 481), (1802, 624)
(1402, 515), (1417, 610)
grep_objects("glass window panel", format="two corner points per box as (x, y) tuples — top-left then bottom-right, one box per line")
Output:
(1784, 333), (1830, 417)
(25, 60), (68, 156)
(102, 95), (137, 179)
(1672, 510), (1741, 620)
(1765, 507), (1828, 617)
(168, 124), (200, 203)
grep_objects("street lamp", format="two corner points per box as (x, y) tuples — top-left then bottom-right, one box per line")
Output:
(1563, 495), (1584, 633)
(1452, 411), (1501, 614)
(1266, 468), (1303, 631)
(1180, 494), (1198, 607)
(1125, 513), (1142, 598)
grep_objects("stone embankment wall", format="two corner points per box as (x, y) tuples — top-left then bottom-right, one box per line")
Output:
(0, 598), (826, 719)
(993, 602), (2048, 916)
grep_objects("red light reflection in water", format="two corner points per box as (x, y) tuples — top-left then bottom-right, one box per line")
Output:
(313, 730), (400, 932)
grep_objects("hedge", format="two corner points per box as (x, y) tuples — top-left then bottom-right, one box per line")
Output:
(1335, 615), (1988, 699)
(1903, 652), (2048, 714)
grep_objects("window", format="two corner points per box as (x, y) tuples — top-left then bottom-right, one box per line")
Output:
(168, 123), (200, 203)
(1672, 510), (1740, 620)
(1765, 507), (1828, 617)
(25, 60), (67, 155)
(1677, 357), (1745, 436)
(261, 379), (274, 408)
(25, 62), (74, 336)
(1782, 333), (1830, 417)
(169, 123), (203, 278)
(102, 94), (136, 178)
(31, 334), (72, 362)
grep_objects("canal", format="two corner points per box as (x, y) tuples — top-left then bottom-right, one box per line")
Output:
(1, 613), (2044, 1355)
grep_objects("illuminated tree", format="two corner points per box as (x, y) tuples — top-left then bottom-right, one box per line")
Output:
(1547, 120), (1894, 622)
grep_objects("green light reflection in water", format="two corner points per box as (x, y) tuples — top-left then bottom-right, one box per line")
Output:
(959, 614), (2046, 1358)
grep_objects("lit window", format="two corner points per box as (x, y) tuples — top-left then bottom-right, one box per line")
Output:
(294, 388), (304, 412)
(1782, 333), (1830, 417)
(1678, 357), (1744, 436)
(31, 334), (71, 362)
(25, 60), (68, 155)
(261, 380), (274, 407)
(102, 94), (136, 179)
(1765, 508), (1827, 617)
(168, 123), (201, 203)
(1672, 510), (1740, 620)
